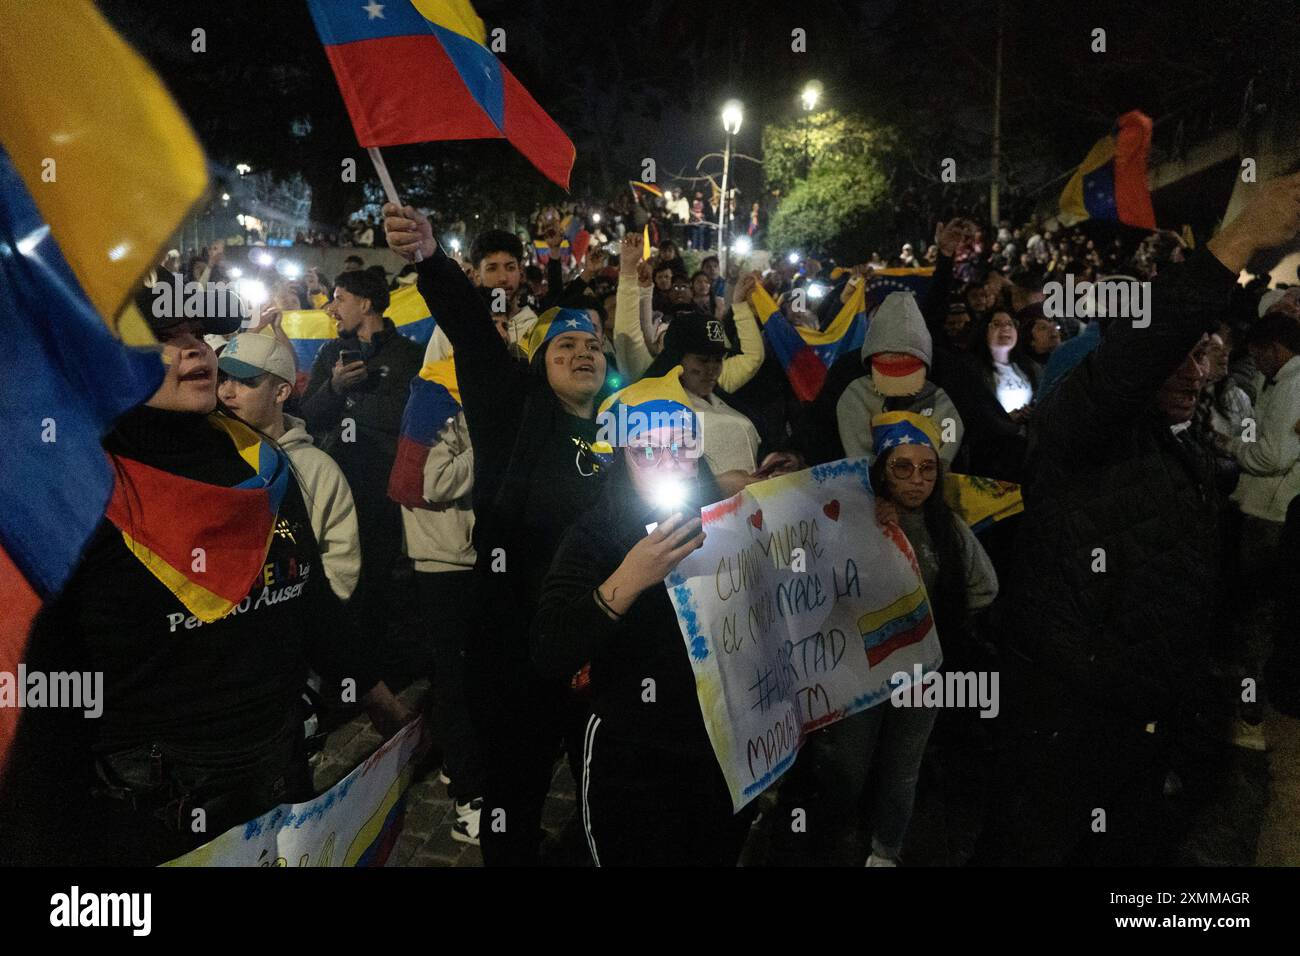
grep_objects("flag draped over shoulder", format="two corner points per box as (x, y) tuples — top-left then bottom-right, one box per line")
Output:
(749, 284), (868, 402)
(307, 0), (575, 189)
(1058, 110), (1157, 230)
(281, 283), (438, 371)
(0, 1), (208, 769)
(105, 417), (291, 624)
(388, 358), (463, 509)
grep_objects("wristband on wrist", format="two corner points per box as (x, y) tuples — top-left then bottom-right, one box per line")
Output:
(593, 587), (623, 621)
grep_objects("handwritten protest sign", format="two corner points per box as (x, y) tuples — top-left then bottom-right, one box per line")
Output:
(666, 458), (941, 811)
(163, 719), (422, 867)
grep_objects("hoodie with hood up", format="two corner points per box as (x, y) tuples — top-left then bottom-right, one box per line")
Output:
(798, 292), (964, 466)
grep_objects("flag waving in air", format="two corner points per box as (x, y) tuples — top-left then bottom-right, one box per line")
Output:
(1058, 110), (1157, 230)
(308, 0), (576, 188)
(0, 1), (207, 770)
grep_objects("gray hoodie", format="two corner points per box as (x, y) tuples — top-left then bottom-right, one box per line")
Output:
(280, 414), (361, 601)
(836, 293), (964, 464)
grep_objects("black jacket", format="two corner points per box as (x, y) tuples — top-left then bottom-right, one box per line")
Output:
(0, 406), (374, 863)
(300, 318), (424, 498)
(413, 247), (606, 619)
(1000, 248), (1236, 728)
(531, 472), (719, 756)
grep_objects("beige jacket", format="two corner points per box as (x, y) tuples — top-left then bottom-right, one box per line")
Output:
(613, 276), (764, 389)
(400, 409), (476, 573)
(279, 415), (360, 601)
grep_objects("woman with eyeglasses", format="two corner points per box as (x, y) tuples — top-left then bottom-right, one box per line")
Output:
(803, 412), (997, 867)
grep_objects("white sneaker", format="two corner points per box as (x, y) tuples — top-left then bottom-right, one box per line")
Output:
(452, 798), (482, 845)
(864, 853), (898, 867)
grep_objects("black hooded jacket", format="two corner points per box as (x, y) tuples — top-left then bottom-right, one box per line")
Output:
(999, 247), (1236, 729)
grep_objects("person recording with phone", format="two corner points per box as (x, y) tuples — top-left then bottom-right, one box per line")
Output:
(301, 268), (423, 677)
(531, 372), (757, 866)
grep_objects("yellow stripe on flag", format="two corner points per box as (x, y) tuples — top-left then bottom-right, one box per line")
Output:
(411, 0), (488, 45)
(0, 1), (208, 342)
(117, 531), (253, 624)
(857, 586), (926, 636)
(1058, 135), (1116, 226)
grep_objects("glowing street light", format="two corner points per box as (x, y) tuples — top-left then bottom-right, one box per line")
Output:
(721, 99), (744, 135)
(801, 80), (823, 112)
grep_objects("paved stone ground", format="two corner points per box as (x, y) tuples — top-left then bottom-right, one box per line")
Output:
(313, 681), (1300, 867)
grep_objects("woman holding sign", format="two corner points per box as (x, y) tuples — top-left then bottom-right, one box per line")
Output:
(531, 373), (758, 866)
(807, 411), (997, 867)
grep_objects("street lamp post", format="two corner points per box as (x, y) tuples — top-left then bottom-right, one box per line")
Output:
(719, 99), (743, 275)
(800, 81), (822, 178)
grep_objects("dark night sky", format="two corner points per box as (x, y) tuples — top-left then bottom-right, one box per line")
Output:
(98, 0), (1300, 226)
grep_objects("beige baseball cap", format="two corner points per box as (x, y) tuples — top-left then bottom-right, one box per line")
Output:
(218, 332), (296, 384)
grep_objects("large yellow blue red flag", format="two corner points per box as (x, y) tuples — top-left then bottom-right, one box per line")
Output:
(1058, 110), (1157, 230)
(307, 0), (576, 189)
(0, 1), (207, 770)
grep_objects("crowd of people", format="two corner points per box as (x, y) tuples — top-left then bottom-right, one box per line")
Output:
(2, 164), (1299, 868)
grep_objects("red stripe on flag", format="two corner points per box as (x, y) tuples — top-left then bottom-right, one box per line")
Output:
(501, 63), (575, 189)
(324, 36), (502, 147)
(865, 611), (934, 667)
(787, 349), (827, 403)
(0, 545), (42, 775)
(1113, 110), (1156, 230)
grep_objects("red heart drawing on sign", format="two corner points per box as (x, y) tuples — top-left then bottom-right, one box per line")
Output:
(823, 500), (841, 521)
(749, 509), (763, 530)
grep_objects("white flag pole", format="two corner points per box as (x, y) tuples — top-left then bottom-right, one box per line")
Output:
(367, 146), (422, 264)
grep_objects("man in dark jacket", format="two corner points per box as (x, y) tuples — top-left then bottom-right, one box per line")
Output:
(301, 269), (424, 651)
(978, 174), (1300, 865)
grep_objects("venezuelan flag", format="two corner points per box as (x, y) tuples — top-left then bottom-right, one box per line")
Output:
(1058, 110), (1157, 230)
(858, 586), (935, 668)
(0, 1), (208, 769)
(388, 358), (463, 509)
(942, 473), (1024, 534)
(629, 181), (664, 198)
(749, 284), (869, 402)
(105, 417), (290, 624)
(281, 283), (438, 371)
(307, 0), (575, 189)
(863, 267), (934, 312)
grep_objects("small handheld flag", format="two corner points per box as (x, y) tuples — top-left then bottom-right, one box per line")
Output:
(1058, 110), (1156, 230)
(307, 0), (576, 189)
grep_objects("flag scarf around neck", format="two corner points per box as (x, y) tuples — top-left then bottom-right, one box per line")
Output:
(388, 357), (463, 509)
(1058, 110), (1156, 230)
(281, 283), (437, 372)
(307, 0), (575, 188)
(105, 416), (291, 624)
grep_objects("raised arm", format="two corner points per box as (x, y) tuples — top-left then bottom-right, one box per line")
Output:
(613, 232), (654, 380)
(719, 273), (765, 392)
(1045, 178), (1300, 455)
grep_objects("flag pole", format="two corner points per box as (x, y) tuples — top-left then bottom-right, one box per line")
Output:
(367, 146), (422, 263)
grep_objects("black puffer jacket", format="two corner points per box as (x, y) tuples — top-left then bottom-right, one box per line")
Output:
(1000, 248), (1236, 728)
